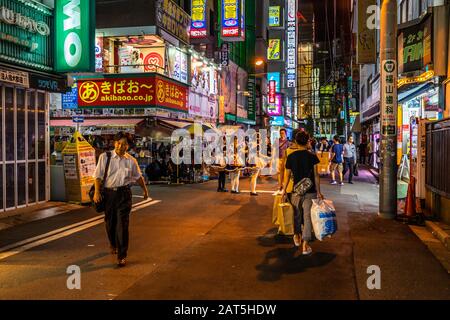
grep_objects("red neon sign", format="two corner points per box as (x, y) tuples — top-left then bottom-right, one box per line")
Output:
(269, 80), (276, 103)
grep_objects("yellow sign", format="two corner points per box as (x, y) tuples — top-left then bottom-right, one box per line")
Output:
(62, 131), (97, 203)
(268, 39), (281, 60)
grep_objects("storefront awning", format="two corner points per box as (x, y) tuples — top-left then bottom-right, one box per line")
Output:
(50, 118), (145, 127)
(158, 119), (192, 129)
(398, 82), (434, 103)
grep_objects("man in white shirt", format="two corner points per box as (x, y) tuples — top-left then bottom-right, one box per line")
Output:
(93, 132), (149, 267)
(343, 136), (357, 184)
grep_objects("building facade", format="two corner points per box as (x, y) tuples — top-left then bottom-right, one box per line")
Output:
(1, 0), (67, 212)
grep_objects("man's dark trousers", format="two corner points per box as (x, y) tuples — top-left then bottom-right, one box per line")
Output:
(343, 157), (354, 183)
(218, 171), (226, 190)
(104, 186), (132, 260)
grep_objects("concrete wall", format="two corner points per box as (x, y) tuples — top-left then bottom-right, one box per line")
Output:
(426, 190), (450, 224)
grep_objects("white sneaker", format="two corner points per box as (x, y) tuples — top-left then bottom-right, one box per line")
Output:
(293, 235), (301, 247)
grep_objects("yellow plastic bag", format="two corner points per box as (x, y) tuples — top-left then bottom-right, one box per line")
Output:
(277, 202), (294, 235)
(272, 195), (283, 224)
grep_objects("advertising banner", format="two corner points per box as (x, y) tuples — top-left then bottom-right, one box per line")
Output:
(357, 0), (376, 64)
(247, 77), (256, 121)
(267, 94), (282, 116)
(166, 45), (188, 84)
(62, 83), (78, 109)
(191, 0), (207, 38)
(156, 0), (191, 44)
(268, 39), (281, 60)
(269, 6), (281, 27)
(268, 72), (281, 91)
(189, 57), (218, 119)
(55, 0), (95, 72)
(286, 0), (297, 88)
(77, 75), (188, 112)
(221, 61), (237, 114)
(119, 46), (165, 73)
(398, 16), (432, 74)
(237, 67), (248, 119)
(219, 96), (225, 123)
(221, 0), (245, 41)
(270, 116), (284, 126)
(95, 37), (103, 72)
(269, 80), (276, 103)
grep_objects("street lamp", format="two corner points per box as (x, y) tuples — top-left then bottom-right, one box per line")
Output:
(255, 58), (264, 67)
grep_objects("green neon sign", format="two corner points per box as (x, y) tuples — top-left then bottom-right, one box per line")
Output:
(55, 0), (95, 72)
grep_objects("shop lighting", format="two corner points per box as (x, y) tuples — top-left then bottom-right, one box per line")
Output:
(398, 70), (434, 88)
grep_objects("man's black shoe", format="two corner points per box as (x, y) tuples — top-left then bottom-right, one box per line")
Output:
(222, 189), (229, 192)
(250, 192), (258, 196)
(348, 181), (354, 184)
(117, 258), (126, 267)
(217, 188), (222, 192)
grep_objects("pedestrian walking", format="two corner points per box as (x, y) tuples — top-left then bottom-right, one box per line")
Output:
(216, 136), (228, 192)
(343, 136), (357, 184)
(93, 132), (149, 267)
(329, 135), (344, 185)
(227, 136), (243, 194)
(277, 129), (290, 192)
(358, 140), (367, 165)
(281, 131), (324, 255)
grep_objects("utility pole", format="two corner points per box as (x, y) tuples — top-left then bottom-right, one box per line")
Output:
(379, 0), (398, 219)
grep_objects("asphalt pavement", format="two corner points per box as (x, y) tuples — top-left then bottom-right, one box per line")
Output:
(0, 168), (448, 300)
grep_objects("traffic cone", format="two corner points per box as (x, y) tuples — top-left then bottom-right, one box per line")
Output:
(404, 176), (416, 217)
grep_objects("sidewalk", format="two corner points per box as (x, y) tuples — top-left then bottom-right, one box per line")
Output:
(0, 202), (84, 232)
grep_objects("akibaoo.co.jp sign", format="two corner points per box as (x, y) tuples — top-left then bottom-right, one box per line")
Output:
(55, 0), (95, 72)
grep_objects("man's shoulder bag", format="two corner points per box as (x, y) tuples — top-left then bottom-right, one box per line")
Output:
(292, 167), (314, 197)
(89, 151), (111, 213)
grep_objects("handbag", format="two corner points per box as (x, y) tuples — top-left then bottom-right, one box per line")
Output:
(292, 169), (314, 197)
(89, 151), (111, 213)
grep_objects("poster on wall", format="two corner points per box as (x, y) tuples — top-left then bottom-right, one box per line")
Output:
(189, 57), (218, 119)
(236, 67), (248, 119)
(221, 61), (237, 114)
(166, 45), (188, 84)
(357, 0), (376, 64)
(268, 72), (281, 91)
(268, 39), (281, 60)
(119, 46), (165, 73)
(95, 37), (103, 72)
(191, 0), (207, 38)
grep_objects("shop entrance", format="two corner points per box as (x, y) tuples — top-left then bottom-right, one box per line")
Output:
(1, 85), (49, 212)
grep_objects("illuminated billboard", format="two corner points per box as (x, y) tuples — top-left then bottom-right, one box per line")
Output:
(221, 0), (245, 42)
(191, 0), (207, 38)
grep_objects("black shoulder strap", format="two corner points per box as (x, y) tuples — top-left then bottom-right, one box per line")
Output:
(103, 152), (112, 183)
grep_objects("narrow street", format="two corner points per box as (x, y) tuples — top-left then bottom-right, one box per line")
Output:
(0, 168), (448, 300)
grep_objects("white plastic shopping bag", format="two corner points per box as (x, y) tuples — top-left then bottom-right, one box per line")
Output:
(311, 199), (338, 241)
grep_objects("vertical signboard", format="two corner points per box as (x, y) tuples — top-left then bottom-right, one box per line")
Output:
(381, 60), (397, 135)
(269, 6), (281, 27)
(268, 72), (281, 91)
(221, 0), (245, 41)
(247, 77), (256, 121)
(357, 0), (376, 64)
(268, 39), (281, 60)
(286, 0), (297, 88)
(55, 0), (95, 72)
(191, 0), (207, 38)
(269, 80), (276, 103)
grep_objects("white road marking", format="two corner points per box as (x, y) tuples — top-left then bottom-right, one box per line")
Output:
(239, 190), (279, 194)
(0, 199), (161, 261)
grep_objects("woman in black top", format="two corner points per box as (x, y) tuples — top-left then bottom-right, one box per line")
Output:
(281, 131), (324, 255)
